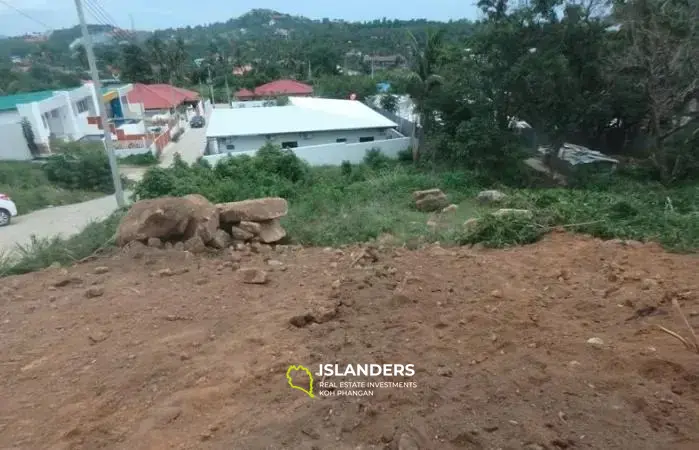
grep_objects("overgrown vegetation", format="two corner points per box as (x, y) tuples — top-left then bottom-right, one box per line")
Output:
(42, 141), (117, 193)
(133, 145), (699, 252)
(0, 211), (124, 277)
(118, 152), (158, 166)
(0, 161), (104, 214)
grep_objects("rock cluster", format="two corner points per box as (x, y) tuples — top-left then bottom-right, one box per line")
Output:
(116, 195), (288, 251)
(413, 188), (449, 212)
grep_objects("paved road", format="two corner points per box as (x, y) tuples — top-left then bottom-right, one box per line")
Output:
(1, 119), (209, 259)
(0, 193), (131, 258)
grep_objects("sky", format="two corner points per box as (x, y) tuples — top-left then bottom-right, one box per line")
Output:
(0, 0), (483, 36)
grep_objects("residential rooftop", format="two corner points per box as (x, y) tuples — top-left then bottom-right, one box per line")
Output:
(0, 90), (60, 112)
(206, 97), (397, 138)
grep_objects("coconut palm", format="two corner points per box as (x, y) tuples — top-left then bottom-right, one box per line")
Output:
(405, 28), (446, 161)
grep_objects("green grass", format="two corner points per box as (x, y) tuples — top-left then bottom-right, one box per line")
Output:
(0, 161), (104, 214)
(3, 147), (698, 278)
(0, 211), (124, 277)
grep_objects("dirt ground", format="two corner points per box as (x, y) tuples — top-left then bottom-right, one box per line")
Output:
(1, 232), (699, 450)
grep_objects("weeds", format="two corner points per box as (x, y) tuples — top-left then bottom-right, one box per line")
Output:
(0, 211), (124, 277)
(118, 152), (158, 166)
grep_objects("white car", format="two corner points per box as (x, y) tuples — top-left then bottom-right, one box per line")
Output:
(0, 193), (18, 227)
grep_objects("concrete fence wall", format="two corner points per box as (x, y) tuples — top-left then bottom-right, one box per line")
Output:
(0, 122), (33, 160)
(202, 137), (411, 167)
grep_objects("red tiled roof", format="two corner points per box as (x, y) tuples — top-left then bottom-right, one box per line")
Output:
(254, 79), (313, 96)
(235, 88), (255, 99)
(127, 83), (200, 110)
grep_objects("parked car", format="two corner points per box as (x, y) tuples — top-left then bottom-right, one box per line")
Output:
(190, 115), (205, 128)
(0, 193), (18, 227)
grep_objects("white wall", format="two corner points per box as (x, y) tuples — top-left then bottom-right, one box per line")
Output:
(203, 136), (410, 166)
(119, 121), (146, 135)
(231, 100), (271, 109)
(0, 122), (33, 160)
(210, 128), (392, 154)
(0, 110), (21, 124)
(115, 146), (153, 157)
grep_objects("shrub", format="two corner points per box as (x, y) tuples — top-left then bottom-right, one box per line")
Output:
(41, 142), (115, 193)
(118, 152), (158, 166)
(363, 148), (394, 171)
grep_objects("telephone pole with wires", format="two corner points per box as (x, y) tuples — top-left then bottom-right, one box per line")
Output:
(73, 0), (125, 208)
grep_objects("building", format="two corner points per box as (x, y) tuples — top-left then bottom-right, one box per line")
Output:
(204, 96), (410, 166)
(126, 83), (203, 118)
(0, 83), (145, 160)
(234, 79), (313, 101)
(363, 54), (407, 70)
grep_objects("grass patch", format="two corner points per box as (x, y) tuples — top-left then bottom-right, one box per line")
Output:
(0, 161), (104, 214)
(118, 152), (158, 166)
(132, 146), (699, 252)
(0, 210), (124, 277)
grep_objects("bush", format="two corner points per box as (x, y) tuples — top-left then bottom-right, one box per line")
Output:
(42, 142), (115, 193)
(363, 148), (395, 171)
(118, 152), (158, 166)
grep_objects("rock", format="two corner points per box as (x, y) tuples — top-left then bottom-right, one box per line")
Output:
(158, 268), (174, 277)
(54, 277), (83, 288)
(238, 221), (262, 236)
(147, 237), (163, 248)
(93, 266), (109, 275)
(290, 314), (313, 328)
(239, 268), (269, 284)
(85, 286), (104, 298)
(258, 219), (287, 244)
(217, 197), (288, 223)
(311, 306), (338, 324)
(586, 337), (604, 347)
(437, 367), (453, 377)
(182, 194), (220, 244)
(641, 278), (657, 290)
(412, 188), (444, 202)
(398, 433), (420, 450)
(230, 226), (254, 241)
(491, 208), (533, 219)
(88, 331), (108, 344)
(266, 259), (284, 266)
(184, 235), (207, 253)
(441, 204), (458, 213)
(490, 289), (503, 298)
(477, 190), (507, 204)
(195, 278), (209, 285)
(463, 218), (480, 231)
(208, 229), (232, 249)
(413, 188), (449, 212)
(116, 196), (207, 246)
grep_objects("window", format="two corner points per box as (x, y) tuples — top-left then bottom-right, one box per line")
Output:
(281, 141), (298, 149)
(41, 115), (48, 128)
(76, 99), (89, 113)
(359, 136), (374, 143)
(336, 138), (347, 143)
(51, 109), (59, 118)
(226, 144), (235, 150)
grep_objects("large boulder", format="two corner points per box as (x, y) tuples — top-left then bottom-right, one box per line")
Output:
(491, 208), (532, 219)
(413, 188), (449, 212)
(258, 219), (286, 244)
(182, 194), (219, 244)
(116, 195), (219, 247)
(217, 198), (288, 223)
(117, 197), (201, 246)
(477, 190), (507, 204)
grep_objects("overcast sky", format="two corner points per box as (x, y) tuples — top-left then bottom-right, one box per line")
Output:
(0, 1), (483, 36)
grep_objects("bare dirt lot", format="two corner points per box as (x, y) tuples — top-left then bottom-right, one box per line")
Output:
(1, 232), (698, 450)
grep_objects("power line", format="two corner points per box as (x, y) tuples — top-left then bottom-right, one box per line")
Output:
(0, 0), (52, 31)
(82, 0), (132, 42)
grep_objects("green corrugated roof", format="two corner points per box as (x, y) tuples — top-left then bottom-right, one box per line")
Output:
(0, 90), (57, 112)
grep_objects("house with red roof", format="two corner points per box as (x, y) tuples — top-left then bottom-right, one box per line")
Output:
(126, 83), (202, 117)
(234, 79), (313, 102)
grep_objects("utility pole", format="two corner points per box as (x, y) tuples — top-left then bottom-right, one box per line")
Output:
(73, 0), (124, 208)
(129, 14), (135, 33)
(207, 66), (215, 103)
(222, 52), (231, 105)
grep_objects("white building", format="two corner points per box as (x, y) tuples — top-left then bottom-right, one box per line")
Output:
(0, 83), (146, 160)
(204, 97), (411, 166)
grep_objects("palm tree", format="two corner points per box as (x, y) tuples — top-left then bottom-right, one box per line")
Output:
(405, 28), (445, 161)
